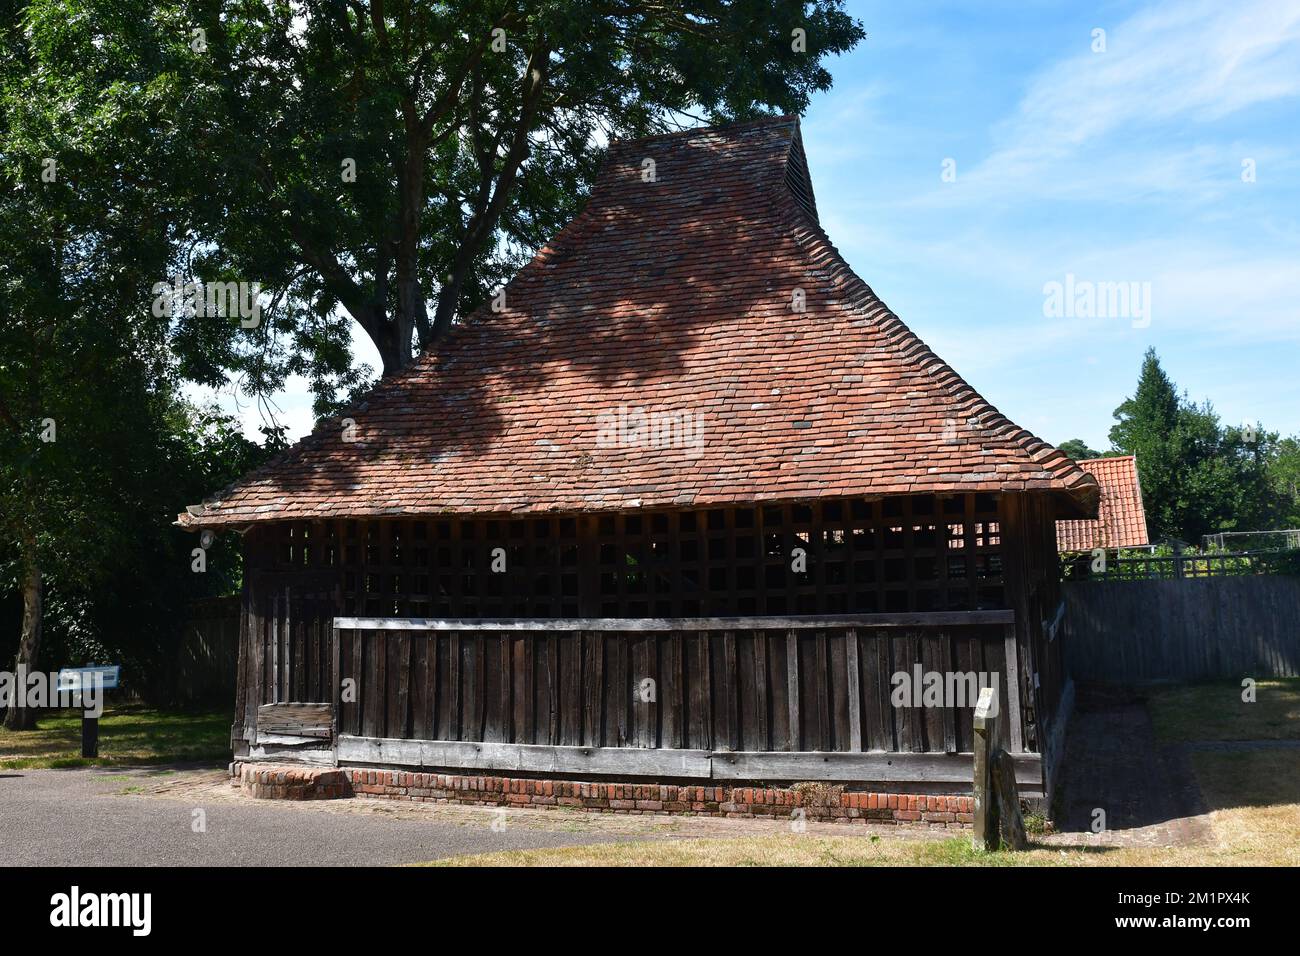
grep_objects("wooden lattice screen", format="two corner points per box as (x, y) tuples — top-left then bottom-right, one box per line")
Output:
(254, 493), (1004, 620)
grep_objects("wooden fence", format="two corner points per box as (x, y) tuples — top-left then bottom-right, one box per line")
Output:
(318, 612), (1039, 785)
(170, 596), (240, 706)
(1063, 576), (1300, 681)
(1061, 549), (1300, 581)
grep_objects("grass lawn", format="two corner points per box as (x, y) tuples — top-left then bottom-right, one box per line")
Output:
(0, 705), (230, 769)
(1146, 678), (1300, 742)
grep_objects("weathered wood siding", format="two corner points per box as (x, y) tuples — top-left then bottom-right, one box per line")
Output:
(1063, 576), (1300, 681)
(332, 615), (1021, 757)
(229, 492), (1065, 790)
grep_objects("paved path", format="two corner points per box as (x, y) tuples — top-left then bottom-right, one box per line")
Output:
(1052, 685), (1212, 848)
(0, 764), (924, 866)
(0, 766), (645, 866)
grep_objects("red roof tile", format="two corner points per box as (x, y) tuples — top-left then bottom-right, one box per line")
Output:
(1056, 455), (1149, 551)
(181, 116), (1099, 528)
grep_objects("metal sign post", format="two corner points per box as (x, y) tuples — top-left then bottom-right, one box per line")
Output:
(56, 666), (121, 759)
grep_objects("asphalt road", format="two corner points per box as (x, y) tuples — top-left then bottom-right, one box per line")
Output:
(0, 767), (633, 866)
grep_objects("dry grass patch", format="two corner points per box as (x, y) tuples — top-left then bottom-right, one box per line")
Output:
(1183, 750), (1300, 866)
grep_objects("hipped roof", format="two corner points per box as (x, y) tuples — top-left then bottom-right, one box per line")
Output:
(1056, 455), (1148, 551)
(181, 115), (1098, 529)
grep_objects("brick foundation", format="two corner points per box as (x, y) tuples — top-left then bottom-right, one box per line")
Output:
(231, 763), (972, 827)
(238, 764), (350, 800)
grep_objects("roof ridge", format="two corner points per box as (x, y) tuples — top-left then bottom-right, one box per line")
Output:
(608, 113), (799, 150)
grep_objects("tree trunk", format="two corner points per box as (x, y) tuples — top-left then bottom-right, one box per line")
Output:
(372, 314), (416, 376)
(4, 554), (43, 731)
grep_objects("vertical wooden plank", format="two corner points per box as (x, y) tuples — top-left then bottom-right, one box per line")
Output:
(632, 634), (655, 748)
(815, 631), (831, 751)
(863, 630), (892, 751)
(270, 591), (280, 704)
(561, 633), (580, 746)
(474, 634), (487, 741)
(785, 630), (800, 751)
(940, 633), (956, 754)
(243, 583), (261, 744)
(374, 629), (388, 737)
(698, 632), (713, 751)
(361, 631), (380, 738)
(920, 627), (945, 752)
(512, 634), (528, 745)
(449, 632), (461, 740)
(393, 631), (410, 738)
(350, 627), (362, 735)
(282, 586), (291, 703)
(1003, 623), (1025, 753)
(431, 634), (441, 738)
(314, 604), (327, 704)
(723, 630), (738, 751)
(410, 632), (428, 740)
(330, 624), (340, 758)
(829, 630), (850, 750)
(234, 592), (249, 746)
(893, 631), (919, 753)
(753, 631), (770, 752)
(612, 634), (626, 747)
(662, 632), (683, 749)
(546, 632), (560, 745)
(293, 601), (305, 701)
(578, 632), (594, 745)
(845, 628), (862, 752)
(497, 634), (512, 743)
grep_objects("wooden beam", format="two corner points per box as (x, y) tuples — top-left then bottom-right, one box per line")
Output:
(337, 735), (713, 778)
(709, 749), (1042, 786)
(333, 610), (1016, 633)
(334, 735), (1042, 787)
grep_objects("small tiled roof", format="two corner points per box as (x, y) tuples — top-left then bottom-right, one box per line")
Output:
(181, 116), (1098, 528)
(1056, 455), (1149, 551)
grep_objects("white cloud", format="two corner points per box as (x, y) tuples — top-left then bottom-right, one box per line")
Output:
(953, 0), (1300, 200)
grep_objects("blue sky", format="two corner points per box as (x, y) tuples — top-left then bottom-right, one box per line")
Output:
(198, 0), (1300, 451)
(801, 0), (1300, 451)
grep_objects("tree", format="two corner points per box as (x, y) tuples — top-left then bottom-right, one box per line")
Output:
(1268, 437), (1300, 529)
(31, 0), (864, 405)
(1108, 348), (1279, 543)
(0, 2), (268, 726)
(1057, 438), (1101, 462)
(1109, 348), (1182, 538)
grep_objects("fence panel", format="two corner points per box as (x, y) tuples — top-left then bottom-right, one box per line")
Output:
(1063, 576), (1300, 681)
(171, 596), (240, 706)
(334, 613), (1020, 760)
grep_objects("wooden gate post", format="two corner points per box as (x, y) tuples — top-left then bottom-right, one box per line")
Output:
(972, 684), (1028, 851)
(972, 685), (1000, 850)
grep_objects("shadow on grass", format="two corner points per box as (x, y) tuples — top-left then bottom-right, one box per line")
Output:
(0, 705), (230, 770)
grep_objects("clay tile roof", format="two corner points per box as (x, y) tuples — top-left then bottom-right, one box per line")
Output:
(1056, 455), (1149, 551)
(180, 115), (1099, 528)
